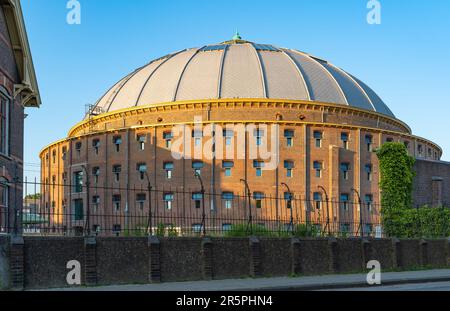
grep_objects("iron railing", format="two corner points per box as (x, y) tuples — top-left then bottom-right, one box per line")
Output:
(0, 180), (386, 238)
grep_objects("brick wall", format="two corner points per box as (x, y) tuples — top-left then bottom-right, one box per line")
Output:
(413, 159), (450, 207)
(2, 236), (449, 290)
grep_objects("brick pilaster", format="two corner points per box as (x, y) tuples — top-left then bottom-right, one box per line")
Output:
(447, 238), (450, 267)
(419, 239), (428, 267)
(328, 237), (338, 273)
(361, 239), (372, 269)
(249, 237), (262, 277)
(84, 237), (97, 286)
(291, 238), (302, 275)
(201, 237), (213, 280)
(392, 238), (402, 269)
(10, 236), (24, 290)
(148, 236), (161, 283)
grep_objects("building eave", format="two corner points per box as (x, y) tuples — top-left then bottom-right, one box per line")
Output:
(1, 0), (41, 107)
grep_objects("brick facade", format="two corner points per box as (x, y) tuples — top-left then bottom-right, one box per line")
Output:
(413, 159), (450, 207)
(0, 4), (25, 233)
(40, 101), (444, 234)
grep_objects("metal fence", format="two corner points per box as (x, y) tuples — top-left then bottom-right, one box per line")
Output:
(0, 180), (385, 238)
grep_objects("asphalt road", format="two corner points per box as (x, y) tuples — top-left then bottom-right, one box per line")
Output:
(327, 281), (450, 291)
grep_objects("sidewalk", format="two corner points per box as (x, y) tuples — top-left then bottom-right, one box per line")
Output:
(42, 269), (450, 291)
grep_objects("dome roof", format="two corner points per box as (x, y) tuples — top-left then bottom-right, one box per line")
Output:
(92, 40), (395, 117)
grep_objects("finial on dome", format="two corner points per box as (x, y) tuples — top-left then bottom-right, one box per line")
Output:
(232, 30), (242, 41)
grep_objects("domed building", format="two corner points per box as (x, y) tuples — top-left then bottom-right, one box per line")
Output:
(40, 35), (443, 236)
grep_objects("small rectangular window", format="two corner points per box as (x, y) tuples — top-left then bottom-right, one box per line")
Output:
(136, 193), (146, 210)
(222, 223), (232, 232)
(222, 161), (234, 177)
(253, 192), (265, 209)
(192, 224), (203, 233)
(112, 165), (121, 182)
(340, 193), (349, 211)
(365, 194), (373, 212)
(92, 139), (100, 154)
(341, 132), (349, 149)
(314, 131), (322, 148)
(137, 163), (147, 180)
(163, 131), (173, 148)
(192, 161), (204, 176)
(192, 192), (203, 209)
(253, 161), (264, 177)
(313, 161), (322, 178)
(223, 129), (234, 146)
(164, 193), (174, 210)
(254, 129), (264, 146)
(222, 192), (234, 209)
(113, 136), (122, 152)
(112, 194), (121, 211)
(284, 130), (294, 147)
(313, 192), (322, 210)
(75, 142), (82, 154)
(365, 135), (373, 152)
(137, 134), (146, 150)
(340, 163), (350, 180)
(365, 164), (373, 181)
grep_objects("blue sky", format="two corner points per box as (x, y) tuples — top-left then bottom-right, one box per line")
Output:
(21, 0), (450, 180)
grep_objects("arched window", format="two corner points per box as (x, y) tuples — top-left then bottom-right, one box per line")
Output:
(0, 87), (10, 155)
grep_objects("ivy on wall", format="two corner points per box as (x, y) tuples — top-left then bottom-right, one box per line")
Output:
(376, 142), (416, 237)
(377, 142), (449, 238)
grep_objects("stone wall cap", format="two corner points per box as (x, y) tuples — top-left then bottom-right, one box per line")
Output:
(249, 237), (260, 244)
(432, 176), (444, 181)
(148, 235), (161, 245)
(85, 236), (97, 245)
(10, 235), (24, 245)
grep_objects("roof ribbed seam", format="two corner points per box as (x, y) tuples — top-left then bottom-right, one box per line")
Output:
(250, 43), (268, 98)
(280, 49), (311, 101)
(173, 47), (204, 101)
(330, 63), (377, 112)
(106, 65), (147, 112)
(91, 72), (134, 114)
(217, 44), (229, 99)
(305, 53), (349, 106)
(134, 50), (184, 107)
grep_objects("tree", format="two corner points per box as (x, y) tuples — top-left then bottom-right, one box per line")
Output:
(376, 142), (415, 237)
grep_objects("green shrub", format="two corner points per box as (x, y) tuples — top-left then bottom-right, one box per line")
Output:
(167, 225), (179, 237)
(156, 223), (166, 237)
(292, 224), (321, 238)
(403, 206), (450, 238)
(224, 223), (273, 237)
